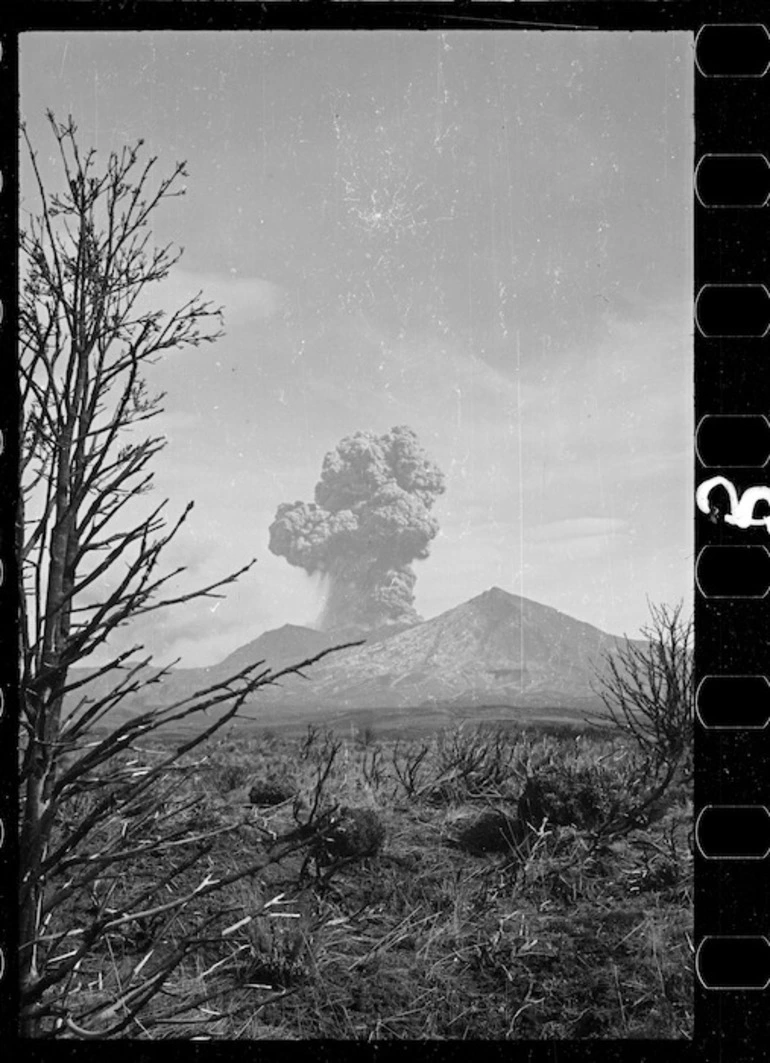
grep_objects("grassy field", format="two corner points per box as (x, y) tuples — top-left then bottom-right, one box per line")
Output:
(44, 722), (693, 1040)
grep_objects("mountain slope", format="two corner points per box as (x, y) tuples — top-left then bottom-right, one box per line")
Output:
(240, 587), (630, 713)
(210, 624), (340, 678)
(61, 624), (336, 721)
(65, 588), (634, 729)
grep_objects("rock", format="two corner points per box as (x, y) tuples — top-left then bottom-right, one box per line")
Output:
(518, 768), (604, 830)
(448, 809), (525, 855)
(248, 778), (295, 807)
(310, 807), (385, 866)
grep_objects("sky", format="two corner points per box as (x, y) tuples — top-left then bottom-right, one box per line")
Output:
(21, 30), (694, 666)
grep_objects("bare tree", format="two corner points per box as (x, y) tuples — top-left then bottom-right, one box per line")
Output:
(588, 601), (694, 834)
(18, 113), (356, 1037)
(592, 602), (693, 769)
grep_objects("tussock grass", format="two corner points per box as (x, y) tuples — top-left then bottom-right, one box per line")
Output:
(46, 723), (693, 1039)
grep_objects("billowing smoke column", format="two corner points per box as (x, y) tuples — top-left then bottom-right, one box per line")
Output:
(269, 425), (445, 635)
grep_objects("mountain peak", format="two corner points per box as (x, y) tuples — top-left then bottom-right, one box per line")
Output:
(477, 585), (512, 600)
(465, 585), (525, 613)
(465, 587), (596, 629)
(212, 623), (335, 675)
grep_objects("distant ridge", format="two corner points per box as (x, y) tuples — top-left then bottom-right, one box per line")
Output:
(210, 624), (338, 677)
(65, 588), (636, 730)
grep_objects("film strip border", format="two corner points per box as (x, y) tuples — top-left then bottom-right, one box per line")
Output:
(0, 5), (768, 1058)
(693, 17), (770, 1050)
(0, 28), (16, 1042)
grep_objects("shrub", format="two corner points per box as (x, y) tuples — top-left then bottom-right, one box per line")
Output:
(447, 808), (526, 855)
(356, 724), (378, 748)
(519, 764), (621, 832)
(249, 777), (296, 807)
(591, 601), (694, 784)
(213, 762), (252, 794)
(310, 807), (386, 866)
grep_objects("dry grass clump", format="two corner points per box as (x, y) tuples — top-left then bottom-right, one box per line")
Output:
(518, 764), (615, 831)
(248, 777), (296, 807)
(58, 722), (691, 1039)
(210, 762), (252, 795)
(310, 806), (386, 866)
(446, 808), (526, 855)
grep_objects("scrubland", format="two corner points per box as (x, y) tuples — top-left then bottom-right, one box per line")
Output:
(46, 722), (693, 1040)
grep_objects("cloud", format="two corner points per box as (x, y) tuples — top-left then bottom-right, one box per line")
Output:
(153, 268), (284, 329)
(527, 517), (628, 543)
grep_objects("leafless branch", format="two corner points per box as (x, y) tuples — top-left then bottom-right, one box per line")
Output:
(17, 113), (348, 1038)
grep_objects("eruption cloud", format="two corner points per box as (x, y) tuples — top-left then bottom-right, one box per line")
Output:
(269, 426), (445, 635)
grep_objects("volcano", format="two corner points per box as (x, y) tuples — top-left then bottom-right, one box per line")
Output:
(250, 586), (631, 714)
(66, 588), (636, 732)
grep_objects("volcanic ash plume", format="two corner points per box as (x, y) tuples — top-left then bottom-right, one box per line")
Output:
(269, 425), (445, 635)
